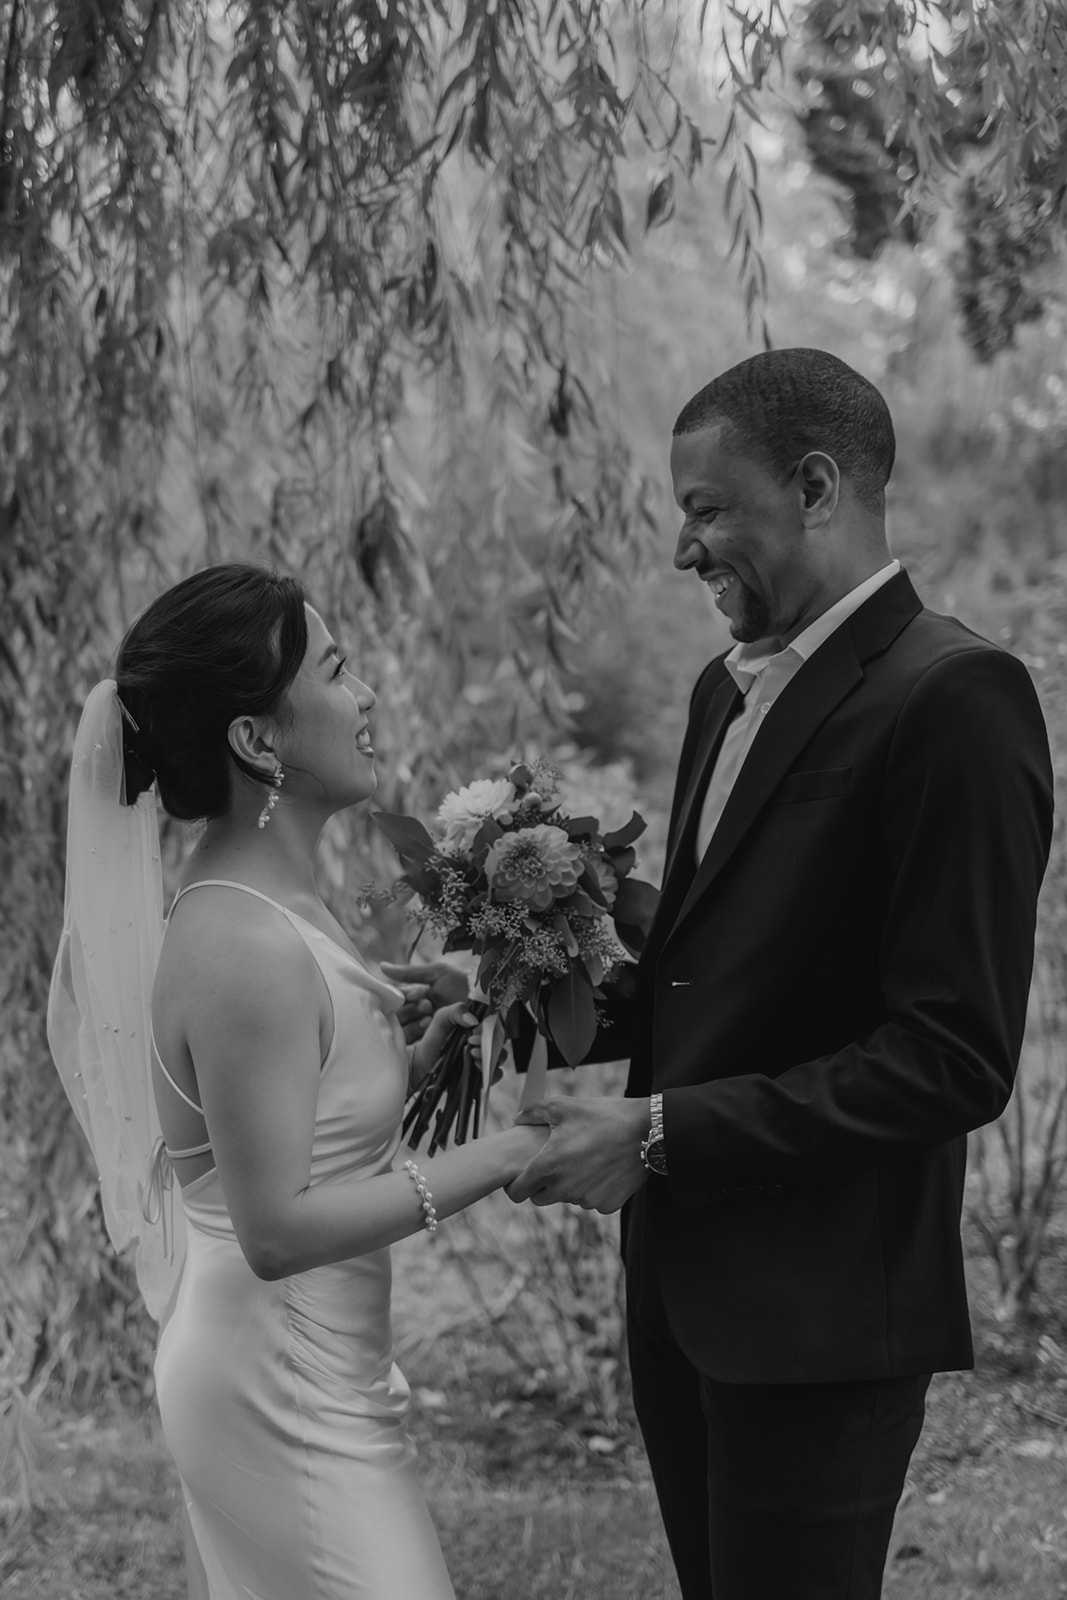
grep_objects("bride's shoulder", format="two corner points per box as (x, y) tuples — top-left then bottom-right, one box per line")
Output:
(161, 884), (315, 1003)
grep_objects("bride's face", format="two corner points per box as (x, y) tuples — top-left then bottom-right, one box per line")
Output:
(276, 606), (378, 811)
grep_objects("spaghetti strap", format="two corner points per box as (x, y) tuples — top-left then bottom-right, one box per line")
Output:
(169, 879), (404, 1009)
(171, 879), (293, 917)
(154, 882), (278, 1133)
(152, 1024), (213, 1161)
(153, 1028), (206, 1115)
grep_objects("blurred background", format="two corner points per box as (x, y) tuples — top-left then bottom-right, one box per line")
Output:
(2, 2), (1067, 1595)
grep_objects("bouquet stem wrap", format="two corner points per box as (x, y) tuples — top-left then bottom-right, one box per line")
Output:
(402, 998), (548, 1154)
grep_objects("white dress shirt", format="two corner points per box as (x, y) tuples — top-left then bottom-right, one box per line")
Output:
(695, 562), (901, 862)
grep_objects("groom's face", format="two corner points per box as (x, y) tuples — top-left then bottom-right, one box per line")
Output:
(670, 421), (818, 646)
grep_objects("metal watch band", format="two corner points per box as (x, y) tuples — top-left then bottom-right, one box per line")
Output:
(641, 1092), (667, 1174)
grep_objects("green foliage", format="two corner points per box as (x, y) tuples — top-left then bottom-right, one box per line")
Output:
(953, 170), (1062, 363)
(0, 0), (693, 1399)
(794, 0), (929, 259)
(793, 0), (1067, 358)
(3, 0), (1067, 1418)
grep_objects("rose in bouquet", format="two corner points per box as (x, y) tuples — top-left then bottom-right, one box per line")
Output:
(373, 758), (660, 1152)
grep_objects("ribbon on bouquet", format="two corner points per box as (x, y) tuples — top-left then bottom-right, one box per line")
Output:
(517, 1028), (549, 1113)
(478, 1006), (507, 1132)
(476, 1001), (549, 1127)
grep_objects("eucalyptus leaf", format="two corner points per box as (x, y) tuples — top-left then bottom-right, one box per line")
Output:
(603, 811), (646, 851)
(564, 814), (600, 840)
(544, 965), (598, 1067)
(371, 812), (437, 868)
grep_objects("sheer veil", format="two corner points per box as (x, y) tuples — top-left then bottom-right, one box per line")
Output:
(47, 679), (186, 1321)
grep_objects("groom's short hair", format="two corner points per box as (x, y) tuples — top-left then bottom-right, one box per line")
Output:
(673, 348), (896, 514)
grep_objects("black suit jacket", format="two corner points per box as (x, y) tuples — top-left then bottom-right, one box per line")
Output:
(608, 571), (1053, 1383)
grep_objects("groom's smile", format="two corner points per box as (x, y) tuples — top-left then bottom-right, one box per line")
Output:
(700, 569), (736, 600)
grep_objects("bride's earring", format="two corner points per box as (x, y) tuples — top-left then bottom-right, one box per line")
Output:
(257, 762), (284, 829)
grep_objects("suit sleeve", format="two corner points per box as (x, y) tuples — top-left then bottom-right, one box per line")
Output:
(665, 647), (1055, 1204)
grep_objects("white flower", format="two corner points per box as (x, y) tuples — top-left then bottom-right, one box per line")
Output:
(436, 778), (517, 854)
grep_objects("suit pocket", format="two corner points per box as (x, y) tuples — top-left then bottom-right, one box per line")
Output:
(775, 766), (852, 804)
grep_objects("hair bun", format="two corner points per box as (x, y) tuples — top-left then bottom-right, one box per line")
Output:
(114, 565), (308, 822)
(122, 733), (156, 806)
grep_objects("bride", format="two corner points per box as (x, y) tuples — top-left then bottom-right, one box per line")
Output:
(49, 562), (547, 1599)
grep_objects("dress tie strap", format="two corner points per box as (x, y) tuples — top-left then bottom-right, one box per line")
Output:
(143, 1138), (178, 1262)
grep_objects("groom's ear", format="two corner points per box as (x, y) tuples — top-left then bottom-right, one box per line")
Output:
(795, 451), (839, 527)
(228, 715), (278, 772)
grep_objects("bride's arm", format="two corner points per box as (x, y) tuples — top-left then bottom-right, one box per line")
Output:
(175, 913), (546, 1281)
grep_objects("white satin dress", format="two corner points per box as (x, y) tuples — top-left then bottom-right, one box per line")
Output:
(153, 881), (455, 1600)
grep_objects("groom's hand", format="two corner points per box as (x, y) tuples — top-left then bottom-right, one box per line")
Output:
(380, 960), (470, 1046)
(506, 1096), (650, 1213)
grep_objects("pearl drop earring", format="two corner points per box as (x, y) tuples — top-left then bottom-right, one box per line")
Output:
(257, 762), (285, 829)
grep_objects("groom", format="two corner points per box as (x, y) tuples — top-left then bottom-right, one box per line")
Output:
(396, 348), (1054, 1600)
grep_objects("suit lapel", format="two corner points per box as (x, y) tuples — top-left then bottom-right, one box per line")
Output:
(662, 675), (742, 888)
(638, 673), (741, 967)
(664, 570), (924, 947)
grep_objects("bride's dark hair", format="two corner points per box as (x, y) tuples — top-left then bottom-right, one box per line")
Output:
(116, 564), (309, 821)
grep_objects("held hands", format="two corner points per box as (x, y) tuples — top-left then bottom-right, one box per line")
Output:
(505, 1096), (651, 1214)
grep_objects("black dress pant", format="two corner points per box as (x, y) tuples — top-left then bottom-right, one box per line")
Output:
(626, 1264), (930, 1600)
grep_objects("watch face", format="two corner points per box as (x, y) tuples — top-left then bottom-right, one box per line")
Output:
(644, 1139), (667, 1175)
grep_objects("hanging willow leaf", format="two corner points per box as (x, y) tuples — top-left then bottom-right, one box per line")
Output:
(4, 0), (1066, 1412)
(645, 172), (674, 230)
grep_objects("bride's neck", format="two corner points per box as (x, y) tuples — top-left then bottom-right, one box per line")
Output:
(188, 808), (326, 901)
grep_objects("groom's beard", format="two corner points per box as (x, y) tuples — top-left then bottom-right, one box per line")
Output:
(731, 582), (772, 644)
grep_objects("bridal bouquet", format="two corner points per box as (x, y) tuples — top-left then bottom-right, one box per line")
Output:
(374, 759), (659, 1153)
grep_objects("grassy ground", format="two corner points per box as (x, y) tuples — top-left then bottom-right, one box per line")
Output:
(8, 1237), (1067, 1600)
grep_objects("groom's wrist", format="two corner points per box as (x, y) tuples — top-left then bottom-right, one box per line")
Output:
(640, 1092), (668, 1175)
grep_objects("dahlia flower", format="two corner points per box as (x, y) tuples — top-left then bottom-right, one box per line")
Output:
(485, 825), (584, 911)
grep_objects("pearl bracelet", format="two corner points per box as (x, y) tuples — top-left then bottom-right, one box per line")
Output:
(403, 1159), (439, 1239)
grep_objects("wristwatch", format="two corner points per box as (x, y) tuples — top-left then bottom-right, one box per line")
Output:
(640, 1092), (668, 1175)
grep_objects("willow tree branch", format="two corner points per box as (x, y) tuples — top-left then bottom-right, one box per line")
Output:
(0, 0), (22, 227)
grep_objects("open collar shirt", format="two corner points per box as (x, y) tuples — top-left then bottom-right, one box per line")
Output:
(694, 561), (901, 863)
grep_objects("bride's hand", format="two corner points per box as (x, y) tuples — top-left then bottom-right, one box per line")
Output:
(409, 1000), (482, 1089)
